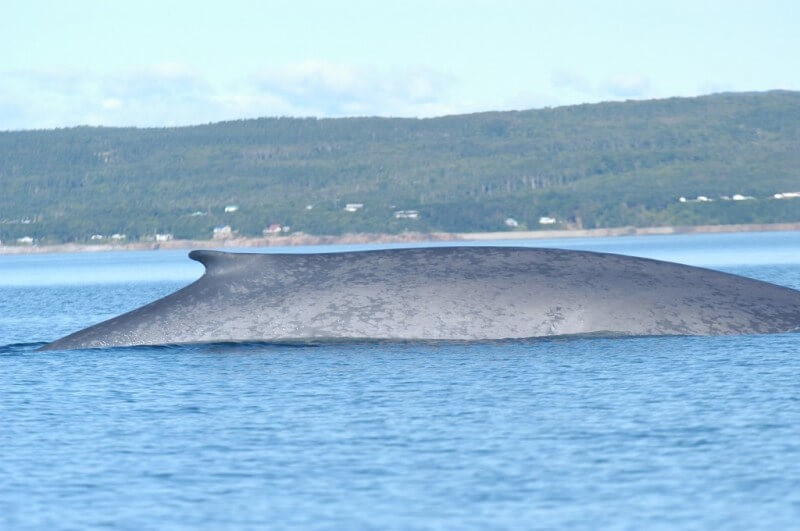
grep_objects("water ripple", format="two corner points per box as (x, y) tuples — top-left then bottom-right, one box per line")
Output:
(2, 242), (800, 529)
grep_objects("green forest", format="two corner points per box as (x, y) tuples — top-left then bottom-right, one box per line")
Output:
(1, 90), (799, 244)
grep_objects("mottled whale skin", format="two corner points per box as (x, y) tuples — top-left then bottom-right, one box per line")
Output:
(42, 246), (800, 350)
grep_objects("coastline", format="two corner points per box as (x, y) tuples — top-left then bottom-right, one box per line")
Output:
(2, 222), (800, 255)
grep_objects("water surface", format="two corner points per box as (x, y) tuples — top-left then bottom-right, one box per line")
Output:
(1, 231), (799, 529)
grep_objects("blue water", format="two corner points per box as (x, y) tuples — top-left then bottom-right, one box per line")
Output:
(2, 232), (800, 529)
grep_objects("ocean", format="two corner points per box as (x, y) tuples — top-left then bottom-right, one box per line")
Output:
(1, 231), (799, 529)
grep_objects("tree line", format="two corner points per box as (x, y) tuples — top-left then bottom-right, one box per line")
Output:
(1, 90), (799, 244)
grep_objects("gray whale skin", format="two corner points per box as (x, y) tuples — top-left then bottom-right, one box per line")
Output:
(43, 246), (800, 350)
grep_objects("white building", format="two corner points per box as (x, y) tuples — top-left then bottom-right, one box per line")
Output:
(679, 195), (712, 203)
(263, 224), (286, 234)
(344, 203), (364, 212)
(213, 226), (234, 239)
(539, 216), (556, 225)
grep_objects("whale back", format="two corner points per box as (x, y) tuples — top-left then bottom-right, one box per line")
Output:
(42, 246), (800, 350)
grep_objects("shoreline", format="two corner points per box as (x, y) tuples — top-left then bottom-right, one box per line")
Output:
(2, 222), (800, 255)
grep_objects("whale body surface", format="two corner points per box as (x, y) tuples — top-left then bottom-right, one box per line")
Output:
(42, 246), (800, 350)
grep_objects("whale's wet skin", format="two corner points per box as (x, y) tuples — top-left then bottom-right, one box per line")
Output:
(42, 246), (800, 350)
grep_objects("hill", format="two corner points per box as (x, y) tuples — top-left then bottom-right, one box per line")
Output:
(1, 90), (799, 244)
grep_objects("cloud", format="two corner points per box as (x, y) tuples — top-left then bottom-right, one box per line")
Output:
(0, 68), (101, 129)
(251, 61), (455, 117)
(550, 69), (654, 101)
(2, 61), (660, 131)
(0, 61), (660, 131)
(0, 63), (216, 129)
(698, 80), (735, 95)
(0, 61), (460, 130)
(101, 98), (123, 110)
(215, 61), (460, 121)
(551, 69), (593, 94)
(602, 73), (651, 98)
(106, 63), (209, 100)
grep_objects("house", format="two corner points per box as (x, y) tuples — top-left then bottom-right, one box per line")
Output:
(224, 205), (239, 213)
(111, 234), (127, 241)
(155, 233), (173, 242)
(394, 210), (420, 219)
(16, 236), (34, 244)
(679, 195), (712, 203)
(504, 217), (519, 228)
(344, 203), (364, 212)
(263, 224), (285, 235)
(212, 226), (234, 239)
(538, 216), (556, 225)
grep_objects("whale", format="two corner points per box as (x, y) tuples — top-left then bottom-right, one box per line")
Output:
(41, 246), (800, 350)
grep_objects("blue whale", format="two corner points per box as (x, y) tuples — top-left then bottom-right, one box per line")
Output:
(42, 246), (800, 350)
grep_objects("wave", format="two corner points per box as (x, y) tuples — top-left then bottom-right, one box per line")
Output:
(35, 332), (659, 354)
(0, 342), (48, 354)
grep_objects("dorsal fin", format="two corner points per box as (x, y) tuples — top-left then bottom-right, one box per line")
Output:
(189, 250), (241, 276)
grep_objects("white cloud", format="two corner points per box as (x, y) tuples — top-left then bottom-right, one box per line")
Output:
(101, 98), (123, 110)
(0, 62), (664, 131)
(551, 69), (593, 94)
(0, 69), (101, 130)
(550, 69), (654, 102)
(698, 80), (735, 95)
(602, 74), (651, 98)
(250, 61), (456, 117)
(500, 90), (561, 112)
(258, 61), (362, 96)
(0, 61), (461, 129)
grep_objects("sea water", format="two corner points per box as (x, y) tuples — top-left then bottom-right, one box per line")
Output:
(1, 232), (799, 530)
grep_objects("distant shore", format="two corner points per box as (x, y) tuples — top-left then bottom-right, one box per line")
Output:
(2, 222), (800, 255)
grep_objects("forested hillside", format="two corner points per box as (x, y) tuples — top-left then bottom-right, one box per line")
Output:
(2, 90), (799, 244)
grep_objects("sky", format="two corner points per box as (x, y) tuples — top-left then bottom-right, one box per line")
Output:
(1, 0), (797, 130)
